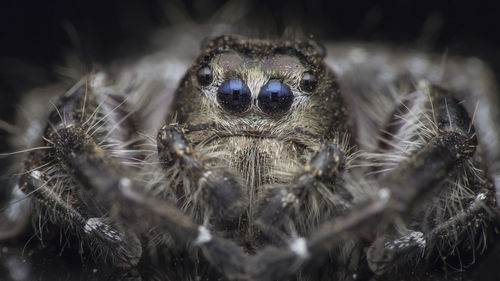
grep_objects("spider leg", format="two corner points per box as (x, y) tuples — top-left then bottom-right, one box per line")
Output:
(19, 82), (142, 267)
(49, 123), (253, 279)
(365, 83), (497, 274)
(157, 123), (248, 221)
(255, 142), (345, 243)
(248, 132), (476, 281)
(442, 64), (500, 210)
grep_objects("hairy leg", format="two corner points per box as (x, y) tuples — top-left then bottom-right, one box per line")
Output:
(19, 82), (142, 267)
(365, 83), (497, 274)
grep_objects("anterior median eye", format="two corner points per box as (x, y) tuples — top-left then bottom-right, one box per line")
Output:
(217, 79), (252, 113)
(258, 80), (294, 115)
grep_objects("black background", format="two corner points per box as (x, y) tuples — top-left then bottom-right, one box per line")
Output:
(2, 0), (499, 90)
(1, 0), (500, 280)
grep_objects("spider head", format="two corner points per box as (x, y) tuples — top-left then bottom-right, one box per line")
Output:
(171, 35), (350, 143)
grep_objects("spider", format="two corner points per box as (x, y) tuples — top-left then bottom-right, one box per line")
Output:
(1, 35), (500, 281)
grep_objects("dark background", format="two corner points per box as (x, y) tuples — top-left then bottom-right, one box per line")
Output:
(1, 0), (499, 90)
(1, 0), (500, 280)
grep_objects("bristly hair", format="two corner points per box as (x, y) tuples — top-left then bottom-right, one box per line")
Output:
(354, 79), (490, 268)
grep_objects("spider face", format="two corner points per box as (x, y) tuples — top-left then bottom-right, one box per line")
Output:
(174, 36), (348, 138)
(1, 35), (499, 281)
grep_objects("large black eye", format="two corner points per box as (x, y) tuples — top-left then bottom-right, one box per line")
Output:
(300, 71), (318, 92)
(258, 80), (294, 115)
(217, 79), (252, 113)
(197, 66), (213, 86)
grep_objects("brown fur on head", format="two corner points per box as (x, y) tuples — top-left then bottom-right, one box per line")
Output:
(170, 35), (350, 144)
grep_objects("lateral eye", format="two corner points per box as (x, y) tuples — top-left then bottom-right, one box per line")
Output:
(300, 71), (318, 92)
(197, 66), (213, 86)
(258, 80), (294, 115)
(217, 79), (252, 113)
